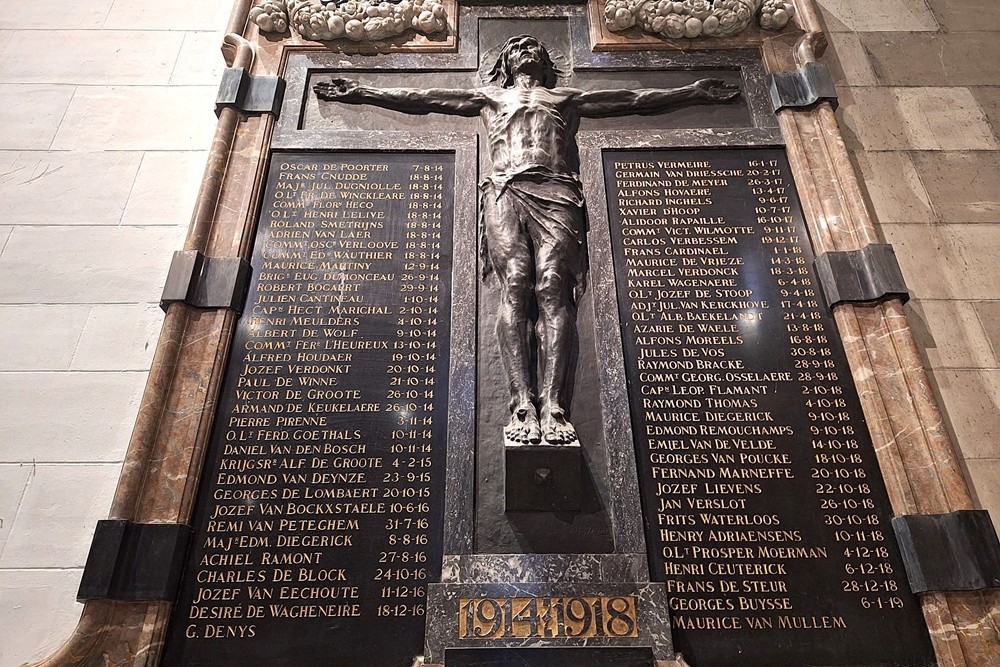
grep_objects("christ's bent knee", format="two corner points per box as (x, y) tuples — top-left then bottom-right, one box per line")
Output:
(500, 263), (534, 309)
(535, 269), (569, 311)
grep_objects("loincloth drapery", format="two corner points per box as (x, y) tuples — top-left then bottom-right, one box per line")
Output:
(479, 166), (587, 300)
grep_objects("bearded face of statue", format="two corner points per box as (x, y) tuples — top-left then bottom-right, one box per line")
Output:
(489, 35), (558, 89)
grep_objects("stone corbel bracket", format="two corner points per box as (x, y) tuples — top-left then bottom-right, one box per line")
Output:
(216, 66), (285, 116)
(250, 0), (448, 42)
(603, 0), (796, 39)
(813, 244), (909, 309)
(766, 61), (838, 111)
(160, 250), (253, 312)
(78, 521), (192, 603)
(892, 511), (1000, 593)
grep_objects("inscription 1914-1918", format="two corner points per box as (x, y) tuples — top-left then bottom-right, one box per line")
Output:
(162, 152), (454, 667)
(605, 148), (935, 667)
(457, 596), (640, 640)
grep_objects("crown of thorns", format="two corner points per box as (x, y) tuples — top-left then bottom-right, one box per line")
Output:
(487, 35), (561, 88)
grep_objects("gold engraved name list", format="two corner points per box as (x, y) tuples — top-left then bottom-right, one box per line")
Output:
(162, 152), (455, 667)
(604, 148), (932, 667)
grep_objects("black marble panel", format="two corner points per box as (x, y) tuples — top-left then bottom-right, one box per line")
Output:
(604, 148), (936, 667)
(440, 553), (649, 585)
(445, 647), (654, 667)
(162, 151), (455, 667)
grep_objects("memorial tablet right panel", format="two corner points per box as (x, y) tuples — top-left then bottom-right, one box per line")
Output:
(605, 148), (936, 667)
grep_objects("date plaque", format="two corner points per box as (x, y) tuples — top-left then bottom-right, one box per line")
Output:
(425, 582), (672, 663)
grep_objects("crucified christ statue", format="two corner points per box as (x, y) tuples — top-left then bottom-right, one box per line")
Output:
(315, 34), (739, 448)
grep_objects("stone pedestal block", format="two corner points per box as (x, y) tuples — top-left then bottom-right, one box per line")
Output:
(505, 443), (582, 513)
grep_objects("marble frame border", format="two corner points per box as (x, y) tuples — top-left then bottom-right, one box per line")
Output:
(758, 4), (1000, 666)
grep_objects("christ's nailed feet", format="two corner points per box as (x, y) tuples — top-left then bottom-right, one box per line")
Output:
(540, 404), (578, 445)
(505, 402), (542, 445)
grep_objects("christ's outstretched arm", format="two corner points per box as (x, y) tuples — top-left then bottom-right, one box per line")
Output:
(314, 78), (488, 117)
(572, 78), (739, 118)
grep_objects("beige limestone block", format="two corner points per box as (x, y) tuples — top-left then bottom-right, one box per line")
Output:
(825, 32), (877, 87)
(840, 86), (998, 152)
(966, 459), (1000, 526)
(891, 87), (999, 151)
(817, 0), (938, 32)
(0, 150), (142, 225)
(0, 305), (90, 370)
(971, 87), (1000, 145)
(863, 33), (1000, 86)
(0, 0), (112, 29)
(851, 151), (936, 223)
(0, 30), (12, 58)
(0, 569), (85, 667)
(973, 301), (1000, 362)
(0, 463), (120, 568)
(0, 372), (145, 462)
(0, 30), (184, 85)
(907, 300), (997, 370)
(931, 370), (1000, 460)
(104, 0), (233, 31)
(121, 151), (208, 226)
(816, 4), (850, 33)
(0, 85), (75, 149)
(51, 85), (217, 151)
(70, 303), (164, 370)
(0, 225), (185, 303)
(911, 152), (1000, 223)
(926, 0), (1000, 32)
(882, 224), (1000, 300)
(0, 226), (11, 254)
(836, 87), (909, 151)
(0, 463), (32, 551)
(170, 31), (226, 85)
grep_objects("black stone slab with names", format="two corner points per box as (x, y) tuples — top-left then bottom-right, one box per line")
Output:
(604, 148), (935, 667)
(162, 151), (454, 667)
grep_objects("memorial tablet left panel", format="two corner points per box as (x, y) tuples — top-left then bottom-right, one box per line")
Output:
(0, 2), (226, 665)
(162, 151), (456, 667)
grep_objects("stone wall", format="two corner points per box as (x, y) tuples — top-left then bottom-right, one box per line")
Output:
(0, 2), (227, 665)
(821, 0), (1000, 523)
(0, 1), (997, 666)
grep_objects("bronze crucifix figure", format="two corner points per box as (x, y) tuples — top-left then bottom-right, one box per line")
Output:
(315, 35), (739, 448)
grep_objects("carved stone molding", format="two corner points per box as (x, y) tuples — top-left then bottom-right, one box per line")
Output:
(763, 4), (1000, 664)
(250, 0), (448, 42)
(25, 3), (273, 666)
(603, 0), (795, 39)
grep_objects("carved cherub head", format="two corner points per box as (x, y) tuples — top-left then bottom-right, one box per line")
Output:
(487, 35), (559, 88)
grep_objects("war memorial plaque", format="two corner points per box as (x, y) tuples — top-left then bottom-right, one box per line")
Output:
(605, 148), (935, 667)
(36, 1), (1000, 666)
(145, 6), (951, 667)
(162, 151), (455, 667)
